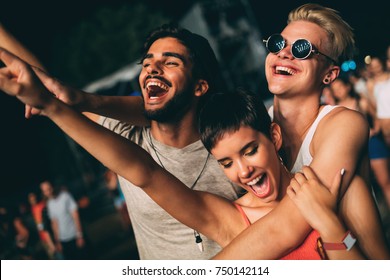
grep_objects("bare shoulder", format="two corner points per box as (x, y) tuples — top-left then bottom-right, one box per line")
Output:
(320, 106), (368, 134)
(312, 106), (369, 153)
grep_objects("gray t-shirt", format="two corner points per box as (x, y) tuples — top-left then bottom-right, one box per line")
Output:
(47, 191), (78, 242)
(100, 117), (241, 259)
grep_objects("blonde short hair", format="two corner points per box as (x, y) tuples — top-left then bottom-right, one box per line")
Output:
(288, 3), (355, 64)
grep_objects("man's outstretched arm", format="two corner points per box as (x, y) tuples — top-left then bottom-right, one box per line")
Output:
(33, 68), (148, 125)
(0, 24), (148, 125)
(0, 23), (45, 70)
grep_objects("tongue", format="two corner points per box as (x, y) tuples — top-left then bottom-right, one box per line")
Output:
(251, 175), (267, 195)
(149, 85), (167, 97)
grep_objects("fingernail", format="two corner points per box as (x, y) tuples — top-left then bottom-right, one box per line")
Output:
(341, 168), (345, 175)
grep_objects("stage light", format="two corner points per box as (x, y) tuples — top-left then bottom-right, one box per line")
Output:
(341, 60), (357, 72)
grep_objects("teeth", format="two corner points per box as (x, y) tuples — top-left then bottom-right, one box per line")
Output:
(275, 66), (296, 75)
(247, 175), (263, 186)
(146, 81), (169, 91)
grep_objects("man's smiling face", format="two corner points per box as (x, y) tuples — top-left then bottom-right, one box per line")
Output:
(139, 37), (196, 122)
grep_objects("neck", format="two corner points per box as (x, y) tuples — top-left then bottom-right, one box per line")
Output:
(279, 161), (294, 198)
(273, 96), (321, 168)
(273, 94), (321, 124)
(150, 111), (200, 148)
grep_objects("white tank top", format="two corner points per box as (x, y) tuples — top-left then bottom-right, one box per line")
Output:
(290, 105), (338, 173)
(374, 78), (390, 119)
(268, 105), (338, 173)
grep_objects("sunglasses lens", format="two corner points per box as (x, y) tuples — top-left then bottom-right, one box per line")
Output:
(266, 34), (285, 53)
(291, 39), (312, 59)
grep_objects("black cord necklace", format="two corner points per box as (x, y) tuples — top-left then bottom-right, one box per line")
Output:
(148, 129), (210, 189)
(147, 129), (209, 251)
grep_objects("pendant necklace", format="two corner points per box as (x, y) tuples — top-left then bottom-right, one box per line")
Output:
(148, 129), (209, 252)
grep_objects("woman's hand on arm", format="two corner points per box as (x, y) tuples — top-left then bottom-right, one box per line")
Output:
(286, 166), (343, 233)
(287, 166), (364, 259)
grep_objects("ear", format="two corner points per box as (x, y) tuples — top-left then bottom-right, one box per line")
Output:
(270, 122), (283, 152)
(194, 79), (209, 97)
(324, 65), (340, 84)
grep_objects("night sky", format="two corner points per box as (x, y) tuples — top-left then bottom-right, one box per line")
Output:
(1, 0), (389, 200)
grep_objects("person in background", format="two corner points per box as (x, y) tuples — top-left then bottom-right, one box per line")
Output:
(103, 169), (132, 232)
(0, 203), (33, 259)
(27, 192), (58, 259)
(39, 181), (86, 259)
(367, 56), (390, 148)
(320, 85), (336, 106)
(348, 65), (370, 98)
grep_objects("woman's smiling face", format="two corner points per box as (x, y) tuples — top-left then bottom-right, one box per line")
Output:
(211, 125), (282, 203)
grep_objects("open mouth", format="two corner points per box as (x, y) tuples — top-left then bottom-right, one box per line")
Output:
(275, 66), (296, 75)
(246, 173), (270, 198)
(145, 81), (170, 100)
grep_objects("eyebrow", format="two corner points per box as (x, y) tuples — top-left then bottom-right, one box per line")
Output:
(141, 52), (187, 63)
(217, 141), (257, 163)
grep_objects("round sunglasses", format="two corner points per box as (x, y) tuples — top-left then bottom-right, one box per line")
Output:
(263, 34), (337, 64)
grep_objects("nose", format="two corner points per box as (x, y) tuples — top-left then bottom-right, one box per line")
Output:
(237, 160), (254, 179)
(277, 43), (293, 60)
(146, 61), (163, 75)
